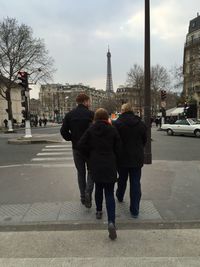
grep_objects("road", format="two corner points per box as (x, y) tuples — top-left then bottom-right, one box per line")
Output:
(0, 125), (200, 222)
(0, 125), (200, 165)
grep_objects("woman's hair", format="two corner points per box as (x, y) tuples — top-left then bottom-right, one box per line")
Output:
(76, 93), (90, 104)
(121, 103), (133, 113)
(94, 108), (109, 121)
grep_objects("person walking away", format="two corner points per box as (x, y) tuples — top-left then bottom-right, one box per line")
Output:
(60, 93), (94, 208)
(78, 108), (121, 240)
(43, 118), (47, 127)
(39, 118), (42, 127)
(3, 119), (8, 128)
(114, 103), (147, 218)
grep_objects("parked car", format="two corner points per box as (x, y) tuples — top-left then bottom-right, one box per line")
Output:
(161, 118), (200, 137)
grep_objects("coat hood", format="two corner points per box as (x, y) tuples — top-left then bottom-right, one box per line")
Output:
(117, 112), (141, 127)
(91, 120), (112, 136)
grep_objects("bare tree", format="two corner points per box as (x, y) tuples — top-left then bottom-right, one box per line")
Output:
(101, 97), (117, 114)
(170, 64), (183, 92)
(126, 64), (144, 116)
(0, 17), (55, 129)
(151, 64), (170, 115)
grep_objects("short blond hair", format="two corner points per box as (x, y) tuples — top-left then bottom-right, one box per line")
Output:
(121, 103), (133, 113)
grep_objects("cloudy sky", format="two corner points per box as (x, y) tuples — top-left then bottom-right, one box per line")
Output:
(0, 0), (199, 98)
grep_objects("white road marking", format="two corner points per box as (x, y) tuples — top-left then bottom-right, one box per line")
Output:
(45, 145), (72, 148)
(37, 152), (72, 156)
(0, 163), (74, 168)
(31, 157), (73, 161)
(42, 148), (72, 151)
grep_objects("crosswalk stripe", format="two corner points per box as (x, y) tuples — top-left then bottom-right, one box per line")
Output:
(45, 145), (72, 148)
(37, 152), (72, 156)
(42, 148), (72, 151)
(32, 157), (73, 161)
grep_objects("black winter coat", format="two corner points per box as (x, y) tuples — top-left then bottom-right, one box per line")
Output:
(114, 111), (147, 168)
(78, 121), (121, 183)
(60, 104), (94, 149)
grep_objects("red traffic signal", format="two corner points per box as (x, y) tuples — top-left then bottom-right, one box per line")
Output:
(161, 90), (167, 100)
(18, 71), (28, 89)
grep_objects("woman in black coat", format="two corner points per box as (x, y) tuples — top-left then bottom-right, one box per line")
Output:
(78, 108), (121, 240)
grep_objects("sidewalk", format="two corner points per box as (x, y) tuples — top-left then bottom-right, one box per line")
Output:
(0, 229), (199, 266)
(7, 132), (63, 144)
(0, 159), (200, 230)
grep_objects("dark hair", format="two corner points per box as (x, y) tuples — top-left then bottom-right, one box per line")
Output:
(76, 93), (90, 104)
(94, 108), (109, 121)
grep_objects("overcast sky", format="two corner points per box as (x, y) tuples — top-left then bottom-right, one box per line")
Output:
(0, 0), (199, 98)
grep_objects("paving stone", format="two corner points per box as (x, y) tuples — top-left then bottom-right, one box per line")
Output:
(22, 202), (62, 222)
(0, 204), (30, 223)
(0, 200), (161, 225)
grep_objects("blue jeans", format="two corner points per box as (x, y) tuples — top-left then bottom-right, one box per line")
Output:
(73, 149), (94, 200)
(95, 183), (115, 224)
(117, 167), (142, 215)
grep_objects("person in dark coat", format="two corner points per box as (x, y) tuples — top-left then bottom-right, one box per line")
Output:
(114, 103), (147, 218)
(3, 119), (8, 128)
(78, 108), (121, 240)
(60, 93), (94, 208)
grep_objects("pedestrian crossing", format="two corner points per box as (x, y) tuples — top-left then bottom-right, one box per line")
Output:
(31, 143), (74, 166)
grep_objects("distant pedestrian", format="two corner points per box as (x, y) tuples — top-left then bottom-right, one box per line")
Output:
(60, 93), (94, 208)
(39, 118), (42, 127)
(43, 118), (47, 127)
(78, 108), (121, 240)
(3, 119), (8, 128)
(35, 117), (38, 127)
(114, 103), (147, 219)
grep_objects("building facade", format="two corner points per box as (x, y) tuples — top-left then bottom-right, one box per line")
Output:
(115, 86), (143, 115)
(39, 83), (108, 121)
(0, 82), (23, 127)
(183, 13), (200, 119)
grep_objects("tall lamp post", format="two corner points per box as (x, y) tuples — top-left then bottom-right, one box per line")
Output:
(144, 0), (152, 164)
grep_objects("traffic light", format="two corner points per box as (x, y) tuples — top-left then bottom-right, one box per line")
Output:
(21, 109), (27, 119)
(18, 71), (28, 89)
(21, 89), (26, 108)
(161, 90), (167, 100)
(18, 71), (28, 119)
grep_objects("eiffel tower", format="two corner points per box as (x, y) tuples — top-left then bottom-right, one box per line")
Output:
(106, 47), (114, 96)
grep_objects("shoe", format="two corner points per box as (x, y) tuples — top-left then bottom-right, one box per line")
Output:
(108, 222), (117, 240)
(131, 213), (139, 219)
(80, 198), (85, 205)
(85, 193), (92, 208)
(96, 211), (103, 219)
(116, 191), (123, 203)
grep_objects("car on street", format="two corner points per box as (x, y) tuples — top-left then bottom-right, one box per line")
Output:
(161, 118), (200, 137)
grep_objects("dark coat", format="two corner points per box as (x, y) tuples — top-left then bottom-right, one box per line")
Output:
(114, 111), (147, 168)
(78, 121), (121, 183)
(60, 104), (94, 149)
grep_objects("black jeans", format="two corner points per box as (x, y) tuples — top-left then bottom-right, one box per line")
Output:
(117, 167), (142, 215)
(73, 149), (94, 200)
(95, 182), (115, 224)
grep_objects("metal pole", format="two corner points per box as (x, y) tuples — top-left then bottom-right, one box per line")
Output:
(144, 0), (152, 164)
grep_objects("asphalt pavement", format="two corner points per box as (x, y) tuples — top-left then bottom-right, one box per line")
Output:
(0, 126), (200, 226)
(0, 126), (200, 266)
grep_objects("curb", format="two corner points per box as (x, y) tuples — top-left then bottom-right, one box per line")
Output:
(7, 139), (62, 144)
(0, 220), (200, 232)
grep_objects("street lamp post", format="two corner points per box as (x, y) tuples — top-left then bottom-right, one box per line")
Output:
(144, 0), (152, 164)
